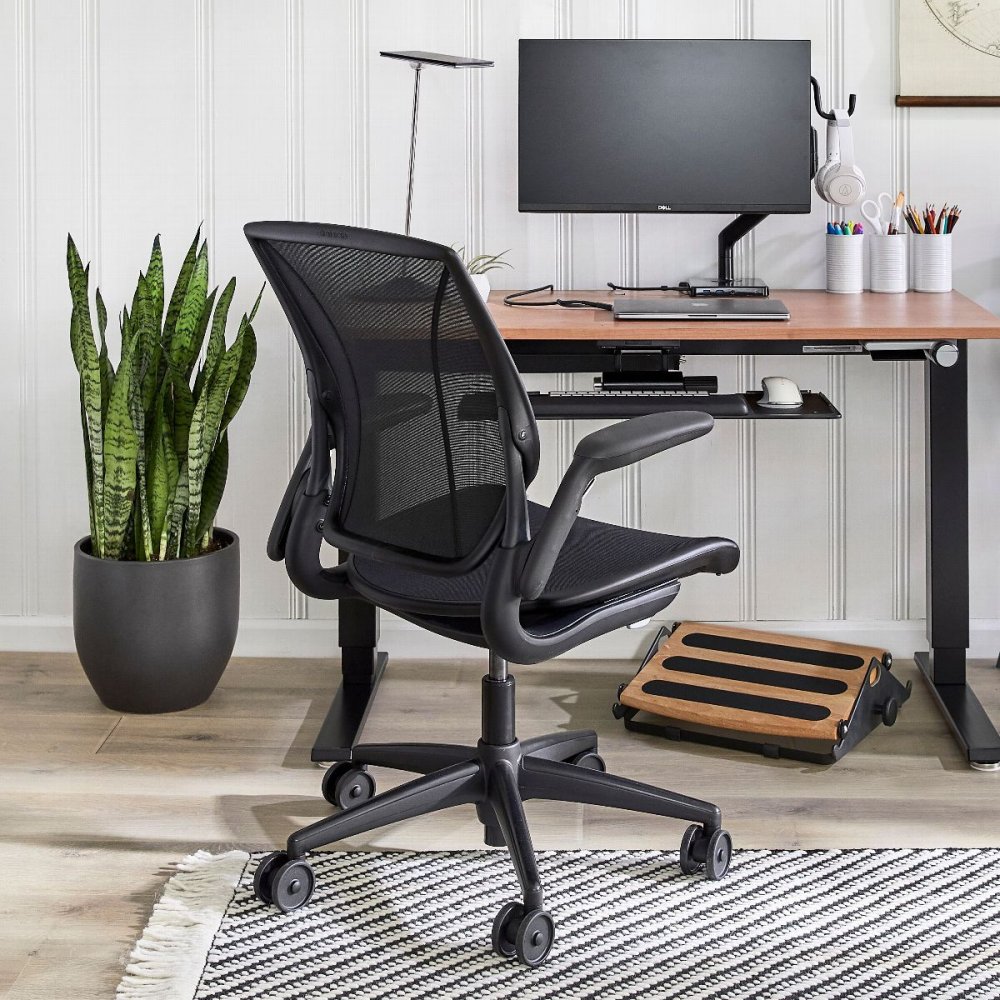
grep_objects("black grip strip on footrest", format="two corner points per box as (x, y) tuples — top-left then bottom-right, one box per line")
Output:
(640, 680), (832, 721)
(681, 631), (865, 671)
(662, 655), (849, 696)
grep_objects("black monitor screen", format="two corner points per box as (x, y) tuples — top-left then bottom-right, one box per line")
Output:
(519, 39), (812, 214)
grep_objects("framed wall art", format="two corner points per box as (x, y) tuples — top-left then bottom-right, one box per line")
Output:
(898, 0), (1000, 105)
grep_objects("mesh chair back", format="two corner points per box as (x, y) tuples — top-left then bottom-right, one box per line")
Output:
(246, 223), (536, 570)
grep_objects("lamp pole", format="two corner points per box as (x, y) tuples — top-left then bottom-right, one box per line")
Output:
(404, 62), (423, 236)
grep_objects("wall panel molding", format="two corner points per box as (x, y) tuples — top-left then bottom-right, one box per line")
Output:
(81, 0), (101, 272)
(349, 0), (369, 228)
(17, 0), (37, 617)
(828, 355), (847, 618)
(889, 0), (912, 622)
(286, 0), (307, 619)
(737, 355), (757, 620)
(464, 0), (485, 258)
(196, 0), (215, 263)
(553, 0), (574, 477)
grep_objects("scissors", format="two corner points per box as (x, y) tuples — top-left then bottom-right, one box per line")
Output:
(861, 191), (893, 236)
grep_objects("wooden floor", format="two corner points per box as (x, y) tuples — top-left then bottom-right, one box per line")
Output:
(3, 649), (1000, 998)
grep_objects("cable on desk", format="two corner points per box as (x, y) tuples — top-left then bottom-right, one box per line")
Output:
(606, 281), (688, 293)
(503, 284), (613, 311)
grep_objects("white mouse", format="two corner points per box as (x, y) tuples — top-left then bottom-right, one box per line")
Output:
(759, 376), (803, 407)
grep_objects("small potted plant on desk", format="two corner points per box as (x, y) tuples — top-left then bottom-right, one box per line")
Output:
(454, 246), (511, 301)
(68, 229), (260, 713)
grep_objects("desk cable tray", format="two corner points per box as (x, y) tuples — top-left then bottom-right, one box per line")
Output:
(613, 622), (912, 764)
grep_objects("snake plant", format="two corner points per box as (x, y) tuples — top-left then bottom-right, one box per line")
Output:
(67, 229), (260, 561)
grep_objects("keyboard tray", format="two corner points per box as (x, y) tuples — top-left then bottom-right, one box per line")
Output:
(526, 390), (840, 420)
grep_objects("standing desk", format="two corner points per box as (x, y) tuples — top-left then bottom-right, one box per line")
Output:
(313, 288), (1000, 770)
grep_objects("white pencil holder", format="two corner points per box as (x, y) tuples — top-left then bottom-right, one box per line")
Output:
(868, 233), (908, 293)
(911, 233), (952, 293)
(826, 233), (864, 294)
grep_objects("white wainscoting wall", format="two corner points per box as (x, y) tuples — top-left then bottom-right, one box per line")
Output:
(2, 0), (1000, 660)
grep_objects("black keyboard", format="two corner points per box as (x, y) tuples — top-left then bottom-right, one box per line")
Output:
(528, 390), (751, 419)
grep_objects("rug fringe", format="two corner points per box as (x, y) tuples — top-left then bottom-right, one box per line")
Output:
(117, 850), (250, 999)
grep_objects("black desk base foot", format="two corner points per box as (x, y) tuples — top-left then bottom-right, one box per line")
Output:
(914, 651), (1000, 767)
(311, 652), (388, 763)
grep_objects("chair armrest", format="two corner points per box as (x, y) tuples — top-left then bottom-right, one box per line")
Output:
(519, 411), (714, 600)
(267, 437), (313, 561)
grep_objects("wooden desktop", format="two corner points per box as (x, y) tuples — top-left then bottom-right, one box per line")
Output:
(490, 288), (1000, 342)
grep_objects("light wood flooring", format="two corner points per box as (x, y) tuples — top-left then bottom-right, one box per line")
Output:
(3, 649), (1000, 997)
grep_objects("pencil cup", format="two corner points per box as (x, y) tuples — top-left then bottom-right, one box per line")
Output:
(826, 233), (864, 294)
(911, 233), (952, 293)
(868, 234), (908, 293)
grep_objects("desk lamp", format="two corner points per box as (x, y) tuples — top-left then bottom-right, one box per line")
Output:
(380, 50), (494, 236)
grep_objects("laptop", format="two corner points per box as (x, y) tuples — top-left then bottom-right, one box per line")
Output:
(612, 297), (790, 321)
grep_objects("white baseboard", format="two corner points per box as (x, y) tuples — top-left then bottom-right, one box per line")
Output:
(4, 614), (1000, 662)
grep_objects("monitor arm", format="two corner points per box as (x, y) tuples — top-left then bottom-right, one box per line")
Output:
(717, 213), (768, 286)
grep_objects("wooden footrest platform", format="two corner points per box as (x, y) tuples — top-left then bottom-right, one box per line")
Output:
(613, 622), (912, 764)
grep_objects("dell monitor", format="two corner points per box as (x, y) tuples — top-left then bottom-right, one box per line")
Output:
(518, 38), (813, 291)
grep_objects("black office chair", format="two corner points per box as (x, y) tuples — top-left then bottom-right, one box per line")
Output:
(244, 222), (740, 967)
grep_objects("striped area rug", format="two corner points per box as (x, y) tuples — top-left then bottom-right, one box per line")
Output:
(118, 848), (1000, 999)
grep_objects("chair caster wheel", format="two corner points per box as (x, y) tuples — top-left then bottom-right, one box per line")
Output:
(269, 858), (316, 913)
(516, 909), (555, 967)
(569, 750), (606, 771)
(611, 702), (627, 720)
(704, 829), (732, 879)
(253, 851), (288, 905)
(492, 903), (555, 966)
(491, 900), (524, 958)
(679, 824), (733, 880)
(322, 763), (375, 810)
(882, 651), (893, 671)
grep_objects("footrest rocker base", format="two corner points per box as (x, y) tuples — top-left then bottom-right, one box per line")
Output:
(614, 622), (912, 765)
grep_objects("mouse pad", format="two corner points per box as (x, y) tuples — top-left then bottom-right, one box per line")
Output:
(619, 621), (890, 743)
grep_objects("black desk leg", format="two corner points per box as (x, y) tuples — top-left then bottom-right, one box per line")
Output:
(310, 556), (387, 763)
(915, 341), (1000, 767)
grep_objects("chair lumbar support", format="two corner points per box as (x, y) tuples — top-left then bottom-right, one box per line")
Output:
(253, 652), (732, 968)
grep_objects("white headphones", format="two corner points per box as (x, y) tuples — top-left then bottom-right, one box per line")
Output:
(815, 108), (866, 207)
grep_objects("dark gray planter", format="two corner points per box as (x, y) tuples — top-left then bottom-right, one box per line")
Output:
(73, 530), (240, 713)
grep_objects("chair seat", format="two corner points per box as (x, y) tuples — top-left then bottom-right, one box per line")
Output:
(350, 502), (738, 617)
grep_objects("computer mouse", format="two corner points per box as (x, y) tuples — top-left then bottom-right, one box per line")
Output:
(759, 376), (803, 407)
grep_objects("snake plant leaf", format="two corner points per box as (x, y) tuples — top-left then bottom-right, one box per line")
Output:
(146, 235), (165, 330)
(163, 227), (201, 352)
(102, 329), (141, 560)
(201, 277), (236, 392)
(147, 384), (170, 555)
(220, 322), (257, 435)
(95, 288), (113, 423)
(129, 270), (145, 324)
(72, 308), (98, 544)
(191, 286), (220, 404)
(195, 431), (228, 546)
(67, 236), (106, 556)
(155, 400), (181, 560)
(165, 459), (189, 559)
(169, 361), (195, 464)
(185, 335), (243, 556)
(169, 243), (210, 377)
(133, 273), (162, 413)
(129, 357), (153, 560)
